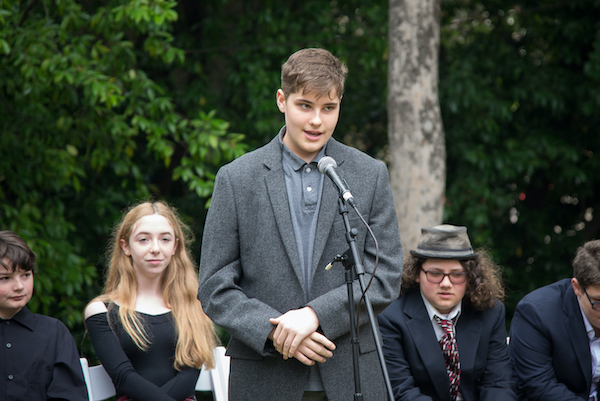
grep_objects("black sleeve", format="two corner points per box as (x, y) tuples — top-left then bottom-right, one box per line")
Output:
(86, 313), (176, 401)
(159, 367), (200, 400)
(46, 320), (89, 401)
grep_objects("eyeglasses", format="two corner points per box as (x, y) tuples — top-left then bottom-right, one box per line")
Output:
(582, 287), (600, 311)
(421, 269), (467, 284)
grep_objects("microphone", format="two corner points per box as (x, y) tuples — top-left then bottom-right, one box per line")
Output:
(317, 156), (356, 207)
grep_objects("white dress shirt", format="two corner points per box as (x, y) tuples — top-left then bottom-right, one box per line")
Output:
(578, 302), (600, 401)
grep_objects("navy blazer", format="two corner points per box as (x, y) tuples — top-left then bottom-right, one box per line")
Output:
(378, 289), (516, 401)
(509, 278), (591, 400)
(198, 135), (403, 401)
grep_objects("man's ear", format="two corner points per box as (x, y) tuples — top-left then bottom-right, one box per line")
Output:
(276, 89), (286, 113)
(571, 277), (581, 295)
(120, 238), (130, 256)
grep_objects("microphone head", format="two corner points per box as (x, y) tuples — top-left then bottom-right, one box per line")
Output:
(317, 156), (337, 174)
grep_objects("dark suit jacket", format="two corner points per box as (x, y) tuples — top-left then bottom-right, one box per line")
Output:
(198, 135), (403, 401)
(378, 289), (516, 401)
(509, 278), (592, 400)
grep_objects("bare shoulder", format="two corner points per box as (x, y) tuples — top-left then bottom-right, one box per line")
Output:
(84, 300), (109, 319)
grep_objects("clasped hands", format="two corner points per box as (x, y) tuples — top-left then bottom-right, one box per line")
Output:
(269, 306), (336, 366)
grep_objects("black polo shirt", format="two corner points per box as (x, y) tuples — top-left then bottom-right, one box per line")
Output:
(0, 307), (87, 400)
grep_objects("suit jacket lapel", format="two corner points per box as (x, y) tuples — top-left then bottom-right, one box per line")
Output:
(312, 139), (343, 275)
(263, 137), (349, 294)
(564, 286), (592, 391)
(262, 138), (305, 291)
(455, 305), (482, 382)
(405, 291), (452, 401)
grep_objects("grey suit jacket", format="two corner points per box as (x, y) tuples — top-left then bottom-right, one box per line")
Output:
(198, 135), (403, 401)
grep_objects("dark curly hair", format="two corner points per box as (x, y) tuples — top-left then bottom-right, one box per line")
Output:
(401, 248), (505, 311)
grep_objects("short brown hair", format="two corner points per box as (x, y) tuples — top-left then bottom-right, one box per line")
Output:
(281, 48), (348, 100)
(401, 248), (505, 311)
(0, 230), (36, 272)
(572, 239), (600, 288)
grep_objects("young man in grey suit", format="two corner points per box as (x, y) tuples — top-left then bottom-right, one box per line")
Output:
(509, 239), (600, 400)
(198, 48), (403, 401)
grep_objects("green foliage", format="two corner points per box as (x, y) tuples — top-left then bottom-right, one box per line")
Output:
(172, 0), (390, 156)
(176, 0), (600, 319)
(0, 0), (245, 354)
(2, 0), (599, 355)
(439, 0), (600, 315)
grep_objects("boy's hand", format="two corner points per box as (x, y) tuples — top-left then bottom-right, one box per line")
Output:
(291, 332), (336, 366)
(269, 307), (324, 359)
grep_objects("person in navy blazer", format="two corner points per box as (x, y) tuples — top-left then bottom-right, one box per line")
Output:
(378, 225), (516, 401)
(509, 239), (600, 400)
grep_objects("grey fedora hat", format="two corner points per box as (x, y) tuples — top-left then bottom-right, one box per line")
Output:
(410, 224), (479, 260)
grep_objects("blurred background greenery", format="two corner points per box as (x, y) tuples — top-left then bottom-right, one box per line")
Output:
(1, 0), (599, 375)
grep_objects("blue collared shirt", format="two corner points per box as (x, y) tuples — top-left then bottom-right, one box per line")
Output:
(279, 127), (326, 301)
(279, 126), (327, 392)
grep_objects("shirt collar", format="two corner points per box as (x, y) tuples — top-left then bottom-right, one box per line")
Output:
(3, 306), (35, 331)
(278, 126), (327, 171)
(578, 297), (597, 340)
(421, 291), (462, 322)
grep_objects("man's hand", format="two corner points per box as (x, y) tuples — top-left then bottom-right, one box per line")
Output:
(269, 307), (334, 360)
(292, 332), (336, 366)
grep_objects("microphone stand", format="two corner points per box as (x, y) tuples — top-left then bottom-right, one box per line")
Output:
(334, 197), (395, 401)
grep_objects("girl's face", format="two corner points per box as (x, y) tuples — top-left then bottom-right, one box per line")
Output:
(120, 214), (178, 281)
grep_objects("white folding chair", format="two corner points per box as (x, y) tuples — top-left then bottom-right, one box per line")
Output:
(196, 346), (230, 401)
(80, 357), (117, 401)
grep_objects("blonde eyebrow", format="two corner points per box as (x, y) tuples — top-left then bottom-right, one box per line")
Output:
(134, 231), (174, 237)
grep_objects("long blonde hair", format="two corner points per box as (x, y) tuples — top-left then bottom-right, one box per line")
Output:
(91, 201), (216, 370)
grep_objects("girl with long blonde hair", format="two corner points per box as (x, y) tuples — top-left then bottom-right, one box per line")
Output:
(85, 201), (216, 401)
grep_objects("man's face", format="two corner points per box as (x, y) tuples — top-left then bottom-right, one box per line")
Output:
(572, 278), (600, 334)
(0, 259), (33, 319)
(418, 259), (467, 315)
(276, 88), (341, 163)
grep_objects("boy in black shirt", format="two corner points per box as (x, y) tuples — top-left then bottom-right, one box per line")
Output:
(0, 230), (87, 400)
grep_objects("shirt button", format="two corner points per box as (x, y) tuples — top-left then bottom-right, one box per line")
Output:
(306, 167), (311, 172)
(307, 187), (312, 192)
(7, 375), (13, 380)
(5, 321), (9, 325)
(5, 343), (11, 348)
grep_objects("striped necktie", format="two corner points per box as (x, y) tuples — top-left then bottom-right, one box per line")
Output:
(435, 315), (460, 401)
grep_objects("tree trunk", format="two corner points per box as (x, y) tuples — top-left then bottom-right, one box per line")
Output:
(387, 0), (445, 257)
